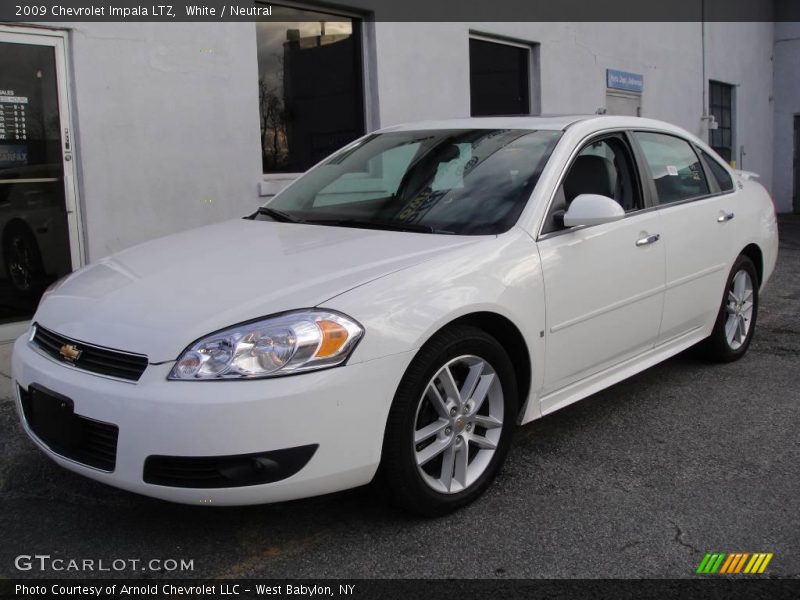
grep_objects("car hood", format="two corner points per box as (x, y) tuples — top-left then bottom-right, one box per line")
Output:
(35, 219), (476, 362)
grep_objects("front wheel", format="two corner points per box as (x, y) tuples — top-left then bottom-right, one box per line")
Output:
(702, 255), (759, 362)
(377, 325), (517, 516)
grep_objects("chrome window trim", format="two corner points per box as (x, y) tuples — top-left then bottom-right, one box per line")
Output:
(535, 127), (641, 241)
(536, 127), (739, 241)
(630, 129), (738, 207)
(694, 145), (736, 195)
(536, 205), (657, 242)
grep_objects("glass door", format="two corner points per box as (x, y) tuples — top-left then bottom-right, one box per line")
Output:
(0, 28), (81, 338)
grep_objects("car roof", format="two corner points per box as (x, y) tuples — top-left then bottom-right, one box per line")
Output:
(378, 115), (590, 132)
(377, 115), (695, 138)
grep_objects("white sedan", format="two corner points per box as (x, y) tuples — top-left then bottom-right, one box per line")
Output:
(12, 116), (778, 515)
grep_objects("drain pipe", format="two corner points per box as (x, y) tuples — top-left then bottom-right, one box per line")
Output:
(699, 0), (716, 136)
(701, 0), (706, 115)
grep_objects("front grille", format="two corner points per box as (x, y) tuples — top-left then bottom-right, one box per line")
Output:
(32, 324), (148, 382)
(20, 385), (119, 471)
(144, 445), (318, 488)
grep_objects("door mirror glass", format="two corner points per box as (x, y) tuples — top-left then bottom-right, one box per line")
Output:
(562, 194), (625, 227)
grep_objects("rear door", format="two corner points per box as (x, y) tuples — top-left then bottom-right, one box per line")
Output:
(631, 131), (737, 344)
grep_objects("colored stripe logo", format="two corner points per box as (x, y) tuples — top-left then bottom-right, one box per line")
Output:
(696, 552), (773, 574)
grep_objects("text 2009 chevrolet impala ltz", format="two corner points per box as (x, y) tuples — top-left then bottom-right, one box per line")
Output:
(13, 116), (778, 514)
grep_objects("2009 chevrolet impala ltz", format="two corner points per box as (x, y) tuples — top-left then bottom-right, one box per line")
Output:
(13, 116), (778, 514)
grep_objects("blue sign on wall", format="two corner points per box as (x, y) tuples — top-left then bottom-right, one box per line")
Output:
(606, 69), (644, 93)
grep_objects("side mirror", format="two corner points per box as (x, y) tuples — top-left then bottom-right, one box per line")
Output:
(562, 194), (625, 227)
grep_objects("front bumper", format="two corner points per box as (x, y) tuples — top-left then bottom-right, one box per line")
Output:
(12, 334), (412, 505)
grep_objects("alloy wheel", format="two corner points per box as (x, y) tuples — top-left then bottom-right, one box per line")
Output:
(413, 355), (504, 494)
(725, 269), (754, 350)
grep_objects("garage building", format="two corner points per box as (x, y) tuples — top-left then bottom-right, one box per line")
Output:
(0, 3), (798, 339)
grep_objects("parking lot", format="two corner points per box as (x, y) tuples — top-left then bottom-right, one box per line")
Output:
(1, 216), (797, 580)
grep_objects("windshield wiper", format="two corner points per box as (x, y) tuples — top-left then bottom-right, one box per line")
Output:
(255, 206), (302, 223)
(304, 218), (453, 235)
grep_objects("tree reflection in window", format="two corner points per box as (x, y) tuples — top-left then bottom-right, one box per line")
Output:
(256, 5), (365, 173)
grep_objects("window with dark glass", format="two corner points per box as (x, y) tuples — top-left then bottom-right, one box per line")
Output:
(261, 129), (562, 235)
(469, 38), (530, 116)
(0, 41), (73, 324)
(634, 132), (709, 204)
(542, 134), (642, 234)
(699, 149), (734, 192)
(256, 4), (365, 173)
(709, 80), (734, 164)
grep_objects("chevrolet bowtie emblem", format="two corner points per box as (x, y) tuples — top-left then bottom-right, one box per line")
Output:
(59, 343), (82, 362)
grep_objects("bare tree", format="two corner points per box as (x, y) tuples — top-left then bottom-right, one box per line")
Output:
(258, 53), (288, 170)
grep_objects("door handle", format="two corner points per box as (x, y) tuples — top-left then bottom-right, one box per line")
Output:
(717, 212), (735, 222)
(636, 233), (660, 247)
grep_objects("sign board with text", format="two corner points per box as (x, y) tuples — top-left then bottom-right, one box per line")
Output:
(606, 69), (644, 93)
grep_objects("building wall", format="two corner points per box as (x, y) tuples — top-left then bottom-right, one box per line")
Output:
(63, 22), (263, 261)
(375, 22), (704, 130)
(773, 21), (800, 213)
(373, 22), (775, 192)
(704, 22), (775, 193)
(37, 19), (782, 263)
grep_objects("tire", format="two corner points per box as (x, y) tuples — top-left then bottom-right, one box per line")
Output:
(3, 225), (45, 296)
(701, 254), (759, 362)
(376, 324), (517, 516)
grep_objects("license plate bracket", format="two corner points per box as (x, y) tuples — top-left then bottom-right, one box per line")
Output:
(24, 384), (82, 451)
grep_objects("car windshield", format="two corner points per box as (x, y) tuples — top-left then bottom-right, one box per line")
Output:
(255, 128), (562, 235)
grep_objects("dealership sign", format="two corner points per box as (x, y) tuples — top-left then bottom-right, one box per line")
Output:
(606, 69), (644, 93)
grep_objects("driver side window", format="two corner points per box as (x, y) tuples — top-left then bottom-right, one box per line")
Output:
(542, 134), (642, 234)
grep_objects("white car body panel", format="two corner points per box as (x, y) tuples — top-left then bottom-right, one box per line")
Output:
(35, 218), (475, 361)
(536, 211), (665, 394)
(12, 116), (779, 505)
(656, 193), (736, 344)
(325, 227), (547, 418)
(12, 337), (413, 505)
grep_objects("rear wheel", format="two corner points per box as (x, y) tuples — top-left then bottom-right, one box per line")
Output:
(702, 255), (759, 362)
(377, 325), (517, 516)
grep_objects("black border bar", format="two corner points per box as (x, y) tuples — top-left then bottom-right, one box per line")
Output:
(1, 0), (798, 23)
(3, 579), (800, 600)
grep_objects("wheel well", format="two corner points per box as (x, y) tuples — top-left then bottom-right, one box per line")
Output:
(443, 312), (532, 415)
(741, 243), (763, 286)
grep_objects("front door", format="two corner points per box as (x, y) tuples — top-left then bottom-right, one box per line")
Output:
(0, 28), (81, 338)
(537, 133), (665, 399)
(538, 213), (665, 398)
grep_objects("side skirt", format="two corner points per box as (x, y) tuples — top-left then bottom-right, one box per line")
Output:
(520, 326), (707, 424)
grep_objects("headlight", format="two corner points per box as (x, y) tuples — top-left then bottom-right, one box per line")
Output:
(169, 310), (363, 380)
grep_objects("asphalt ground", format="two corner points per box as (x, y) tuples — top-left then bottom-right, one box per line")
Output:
(0, 216), (798, 580)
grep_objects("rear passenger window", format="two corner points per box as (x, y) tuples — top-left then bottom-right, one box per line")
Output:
(634, 132), (709, 204)
(699, 149), (735, 192)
